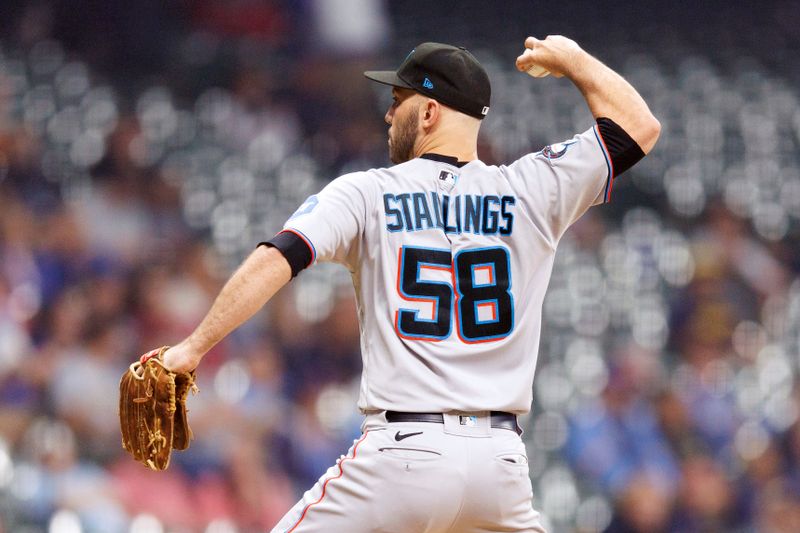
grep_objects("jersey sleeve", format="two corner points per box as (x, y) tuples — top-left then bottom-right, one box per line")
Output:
(278, 171), (373, 272)
(507, 124), (613, 244)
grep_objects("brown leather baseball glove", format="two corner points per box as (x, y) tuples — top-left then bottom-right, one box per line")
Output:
(119, 346), (197, 470)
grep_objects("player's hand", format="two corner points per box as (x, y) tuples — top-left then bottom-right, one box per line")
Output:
(515, 35), (583, 79)
(160, 343), (199, 374)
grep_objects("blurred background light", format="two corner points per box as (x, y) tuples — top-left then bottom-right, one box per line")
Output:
(205, 519), (239, 533)
(533, 411), (569, 452)
(213, 359), (251, 405)
(574, 495), (613, 533)
(48, 510), (82, 533)
(129, 514), (164, 533)
(539, 466), (579, 525)
(0, 438), (13, 489)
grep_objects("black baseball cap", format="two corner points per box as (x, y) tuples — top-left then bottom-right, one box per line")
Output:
(364, 42), (491, 120)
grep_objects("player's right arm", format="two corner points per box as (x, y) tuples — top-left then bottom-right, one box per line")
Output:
(515, 35), (661, 154)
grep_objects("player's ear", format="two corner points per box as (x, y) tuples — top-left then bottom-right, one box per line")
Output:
(421, 98), (440, 130)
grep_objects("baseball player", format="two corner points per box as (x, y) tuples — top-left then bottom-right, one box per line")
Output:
(157, 35), (660, 532)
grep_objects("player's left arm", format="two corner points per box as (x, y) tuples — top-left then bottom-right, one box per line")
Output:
(161, 245), (291, 373)
(161, 171), (373, 373)
(516, 35), (661, 161)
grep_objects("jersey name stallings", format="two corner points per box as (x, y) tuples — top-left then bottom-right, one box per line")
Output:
(383, 191), (516, 235)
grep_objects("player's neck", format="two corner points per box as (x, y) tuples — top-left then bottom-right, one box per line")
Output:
(414, 131), (478, 162)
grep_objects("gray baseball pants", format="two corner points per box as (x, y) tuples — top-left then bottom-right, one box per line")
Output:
(271, 411), (545, 532)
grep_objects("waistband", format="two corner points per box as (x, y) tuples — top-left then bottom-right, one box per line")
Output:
(385, 411), (521, 435)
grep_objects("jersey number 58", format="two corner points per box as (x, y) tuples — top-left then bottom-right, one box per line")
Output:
(395, 246), (514, 343)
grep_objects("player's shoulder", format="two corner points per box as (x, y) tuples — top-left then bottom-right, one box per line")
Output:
(361, 158), (440, 184)
(324, 168), (383, 191)
(319, 165), (403, 203)
(505, 126), (602, 169)
(333, 159), (424, 180)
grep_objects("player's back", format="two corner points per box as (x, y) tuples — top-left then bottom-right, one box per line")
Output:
(349, 153), (556, 415)
(283, 126), (611, 415)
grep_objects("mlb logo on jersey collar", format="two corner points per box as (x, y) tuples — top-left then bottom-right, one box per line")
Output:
(438, 169), (458, 191)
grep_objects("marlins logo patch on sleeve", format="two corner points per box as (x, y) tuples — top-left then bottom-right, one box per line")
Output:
(289, 195), (319, 220)
(538, 140), (577, 161)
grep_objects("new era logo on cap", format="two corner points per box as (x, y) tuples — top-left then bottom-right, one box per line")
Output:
(423, 77), (434, 89)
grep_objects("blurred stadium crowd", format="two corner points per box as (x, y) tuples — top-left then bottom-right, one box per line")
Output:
(1, 1), (800, 532)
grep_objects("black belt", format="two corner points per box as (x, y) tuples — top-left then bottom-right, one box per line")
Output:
(385, 411), (520, 434)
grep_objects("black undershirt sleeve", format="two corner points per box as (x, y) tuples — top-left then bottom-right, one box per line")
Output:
(258, 231), (312, 278)
(596, 117), (646, 177)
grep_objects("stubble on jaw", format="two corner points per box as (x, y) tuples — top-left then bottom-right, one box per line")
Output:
(389, 103), (420, 164)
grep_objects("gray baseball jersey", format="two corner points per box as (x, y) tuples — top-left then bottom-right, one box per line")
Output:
(280, 125), (612, 415)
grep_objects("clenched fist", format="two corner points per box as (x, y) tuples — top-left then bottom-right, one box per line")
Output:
(516, 35), (583, 79)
